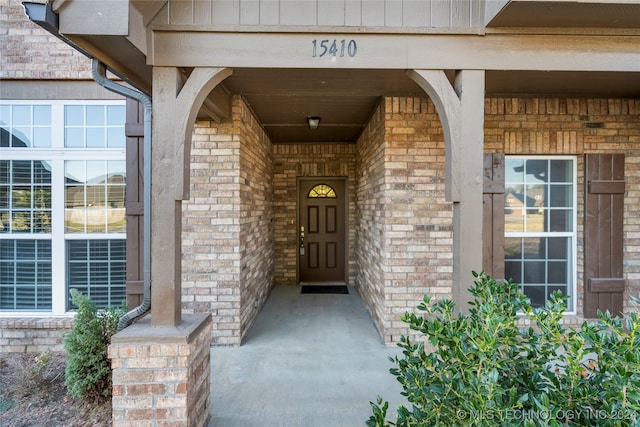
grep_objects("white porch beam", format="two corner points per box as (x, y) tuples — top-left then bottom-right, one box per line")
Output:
(408, 69), (485, 311)
(151, 66), (233, 326)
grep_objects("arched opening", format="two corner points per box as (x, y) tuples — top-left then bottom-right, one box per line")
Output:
(177, 68), (473, 344)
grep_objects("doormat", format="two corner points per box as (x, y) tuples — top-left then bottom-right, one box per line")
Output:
(301, 285), (349, 294)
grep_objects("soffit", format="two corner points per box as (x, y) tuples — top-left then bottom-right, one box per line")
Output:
(487, 1), (640, 28)
(220, 68), (640, 144)
(220, 68), (426, 143)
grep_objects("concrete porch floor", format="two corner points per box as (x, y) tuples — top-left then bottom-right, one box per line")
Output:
(208, 285), (406, 427)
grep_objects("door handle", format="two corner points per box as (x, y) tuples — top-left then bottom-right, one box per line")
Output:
(299, 226), (305, 255)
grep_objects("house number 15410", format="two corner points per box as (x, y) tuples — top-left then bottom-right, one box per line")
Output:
(311, 39), (357, 58)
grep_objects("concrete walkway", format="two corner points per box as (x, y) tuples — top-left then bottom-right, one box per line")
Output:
(208, 285), (406, 427)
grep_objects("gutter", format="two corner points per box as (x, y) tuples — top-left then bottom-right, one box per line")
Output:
(92, 60), (152, 331)
(23, 2), (152, 330)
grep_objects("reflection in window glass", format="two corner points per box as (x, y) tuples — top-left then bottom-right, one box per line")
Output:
(33, 106), (50, 126)
(0, 105), (9, 125)
(86, 105), (104, 126)
(107, 127), (125, 148)
(550, 159), (573, 182)
(64, 105), (125, 148)
(13, 106), (30, 126)
(0, 160), (52, 233)
(86, 127), (105, 148)
(65, 105), (83, 126)
(549, 184), (572, 208)
(504, 157), (575, 309)
(107, 105), (125, 126)
(65, 160), (126, 233)
(0, 105), (52, 148)
(65, 128), (84, 148)
(505, 159), (574, 233)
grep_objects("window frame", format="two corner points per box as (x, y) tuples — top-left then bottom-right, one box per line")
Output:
(0, 100), (126, 316)
(504, 155), (578, 314)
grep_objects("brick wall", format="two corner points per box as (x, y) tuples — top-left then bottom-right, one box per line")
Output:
(238, 95), (274, 338)
(356, 98), (454, 343)
(382, 97), (453, 342)
(355, 100), (387, 337)
(182, 96), (274, 345)
(485, 97), (640, 316)
(0, 0), (91, 80)
(356, 96), (639, 343)
(0, 318), (72, 353)
(109, 315), (212, 426)
(183, 102), (241, 345)
(272, 143), (357, 286)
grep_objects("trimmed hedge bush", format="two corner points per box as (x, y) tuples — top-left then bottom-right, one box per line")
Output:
(368, 272), (640, 427)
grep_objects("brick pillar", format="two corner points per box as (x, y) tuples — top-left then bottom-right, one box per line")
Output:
(108, 314), (212, 426)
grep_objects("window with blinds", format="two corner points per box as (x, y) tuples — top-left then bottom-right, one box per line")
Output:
(0, 101), (126, 314)
(0, 239), (52, 310)
(67, 239), (126, 310)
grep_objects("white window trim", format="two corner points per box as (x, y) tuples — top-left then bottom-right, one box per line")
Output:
(1, 100), (126, 317)
(504, 155), (578, 314)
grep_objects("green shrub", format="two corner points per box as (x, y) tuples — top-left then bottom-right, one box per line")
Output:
(63, 290), (126, 401)
(368, 271), (640, 427)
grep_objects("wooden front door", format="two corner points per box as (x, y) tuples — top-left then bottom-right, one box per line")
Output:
(298, 178), (346, 283)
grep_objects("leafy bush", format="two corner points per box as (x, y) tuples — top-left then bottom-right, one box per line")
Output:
(64, 290), (126, 401)
(368, 271), (640, 427)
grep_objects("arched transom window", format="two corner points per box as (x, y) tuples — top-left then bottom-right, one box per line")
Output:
(308, 184), (337, 198)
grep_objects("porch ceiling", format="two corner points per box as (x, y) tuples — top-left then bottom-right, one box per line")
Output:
(219, 68), (640, 144)
(486, 1), (640, 28)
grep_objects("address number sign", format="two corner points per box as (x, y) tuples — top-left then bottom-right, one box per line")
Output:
(311, 39), (358, 58)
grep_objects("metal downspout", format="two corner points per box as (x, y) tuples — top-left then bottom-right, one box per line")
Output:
(22, 3), (152, 330)
(90, 61), (152, 331)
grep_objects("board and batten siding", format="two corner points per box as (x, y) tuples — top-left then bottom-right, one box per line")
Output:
(165, 0), (483, 28)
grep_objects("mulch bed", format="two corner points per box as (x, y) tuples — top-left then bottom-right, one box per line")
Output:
(0, 354), (111, 427)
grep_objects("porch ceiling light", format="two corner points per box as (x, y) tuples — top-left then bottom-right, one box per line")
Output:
(307, 116), (321, 130)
